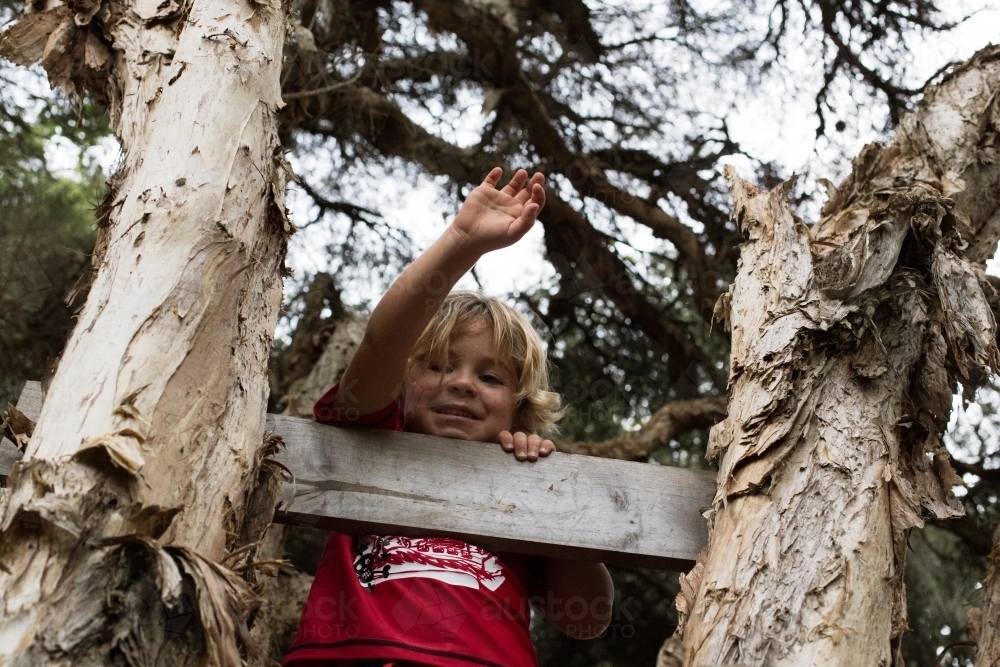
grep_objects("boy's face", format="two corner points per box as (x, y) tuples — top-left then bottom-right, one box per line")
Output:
(403, 327), (517, 442)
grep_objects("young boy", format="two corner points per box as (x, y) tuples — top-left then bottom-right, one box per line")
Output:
(282, 168), (614, 667)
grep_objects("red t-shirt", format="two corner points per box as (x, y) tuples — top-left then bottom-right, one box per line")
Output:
(282, 384), (541, 667)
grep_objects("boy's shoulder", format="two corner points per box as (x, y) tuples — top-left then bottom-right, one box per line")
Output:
(313, 381), (404, 431)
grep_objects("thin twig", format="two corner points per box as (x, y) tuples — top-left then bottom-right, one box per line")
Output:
(283, 71), (364, 100)
(230, 558), (289, 573)
(933, 641), (976, 667)
(221, 539), (263, 566)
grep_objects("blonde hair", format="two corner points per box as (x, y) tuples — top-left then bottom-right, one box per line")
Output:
(408, 291), (563, 436)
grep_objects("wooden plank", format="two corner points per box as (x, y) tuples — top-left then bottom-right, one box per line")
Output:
(1, 381), (42, 475)
(1, 381), (715, 570)
(268, 415), (715, 570)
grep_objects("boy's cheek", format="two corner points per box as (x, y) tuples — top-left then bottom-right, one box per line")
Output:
(405, 376), (438, 398)
(401, 382), (429, 412)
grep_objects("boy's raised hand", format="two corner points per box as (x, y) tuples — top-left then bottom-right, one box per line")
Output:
(498, 431), (555, 462)
(452, 168), (546, 254)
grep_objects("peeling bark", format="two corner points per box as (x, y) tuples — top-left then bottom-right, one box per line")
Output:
(0, 406), (34, 453)
(671, 46), (1000, 667)
(0, 0), (292, 663)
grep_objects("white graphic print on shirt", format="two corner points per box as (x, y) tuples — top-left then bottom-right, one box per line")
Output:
(354, 535), (506, 592)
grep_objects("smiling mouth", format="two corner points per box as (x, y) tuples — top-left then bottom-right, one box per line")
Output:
(434, 407), (478, 420)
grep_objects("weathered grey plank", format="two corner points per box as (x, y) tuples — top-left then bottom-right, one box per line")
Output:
(1, 380), (42, 474)
(2, 381), (716, 570)
(0, 441), (20, 477)
(268, 414), (715, 570)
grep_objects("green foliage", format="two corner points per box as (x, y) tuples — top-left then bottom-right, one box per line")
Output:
(0, 67), (107, 406)
(903, 524), (983, 667)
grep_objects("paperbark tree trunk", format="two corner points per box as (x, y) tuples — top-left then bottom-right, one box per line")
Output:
(663, 46), (1000, 667)
(0, 0), (291, 664)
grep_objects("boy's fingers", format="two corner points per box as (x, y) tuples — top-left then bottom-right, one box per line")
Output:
(501, 169), (528, 197)
(526, 434), (542, 461)
(499, 430), (514, 451)
(483, 167), (503, 187)
(514, 185), (533, 204)
(532, 183), (546, 212)
(520, 202), (539, 227)
(503, 431), (557, 462)
(506, 203), (537, 243)
(513, 431), (528, 460)
(513, 174), (544, 205)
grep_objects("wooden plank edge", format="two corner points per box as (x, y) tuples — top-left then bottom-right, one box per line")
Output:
(0, 439), (20, 476)
(2, 381), (42, 480)
(273, 510), (696, 571)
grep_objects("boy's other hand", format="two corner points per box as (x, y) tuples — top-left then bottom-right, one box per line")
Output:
(498, 430), (555, 462)
(451, 167), (546, 255)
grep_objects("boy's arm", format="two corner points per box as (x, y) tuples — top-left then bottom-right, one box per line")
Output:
(335, 168), (546, 415)
(537, 557), (614, 639)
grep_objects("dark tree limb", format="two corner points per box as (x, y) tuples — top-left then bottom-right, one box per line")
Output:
(411, 0), (723, 321)
(560, 396), (727, 461)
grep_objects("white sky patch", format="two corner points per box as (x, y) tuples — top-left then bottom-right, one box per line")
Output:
(5, 64), (122, 179)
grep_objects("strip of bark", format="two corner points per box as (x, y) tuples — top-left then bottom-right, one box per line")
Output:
(975, 519), (1000, 667)
(670, 45), (1000, 667)
(0, 405), (34, 452)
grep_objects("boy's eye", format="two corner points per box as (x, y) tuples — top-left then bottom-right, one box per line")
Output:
(481, 374), (504, 385)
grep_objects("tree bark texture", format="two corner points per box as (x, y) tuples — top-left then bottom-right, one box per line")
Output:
(279, 311), (366, 419)
(976, 517), (1000, 667)
(669, 46), (1000, 667)
(0, 0), (291, 663)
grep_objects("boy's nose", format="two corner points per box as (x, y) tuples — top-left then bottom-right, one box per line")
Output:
(446, 370), (477, 395)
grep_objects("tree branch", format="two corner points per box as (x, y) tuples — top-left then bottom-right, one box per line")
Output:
(541, 191), (722, 389)
(813, 0), (924, 125)
(295, 178), (382, 229)
(411, 0), (722, 321)
(560, 396), (727, 460)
